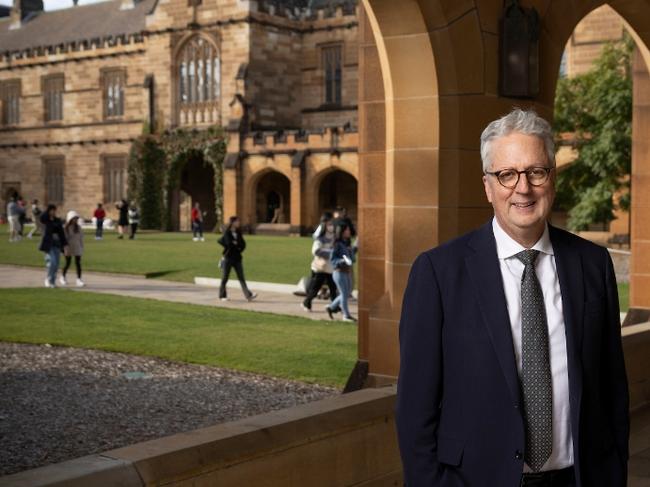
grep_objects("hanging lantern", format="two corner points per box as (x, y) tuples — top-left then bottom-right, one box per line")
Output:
(499, 0), (540, 98)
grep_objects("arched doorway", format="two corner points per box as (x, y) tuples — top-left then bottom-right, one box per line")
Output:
(318, 170), (358, 223)
(2, 182), (21, 219)
(358, 0), (650, 382)
(255, 171), (290, 225)
(170, 150), (216, 231)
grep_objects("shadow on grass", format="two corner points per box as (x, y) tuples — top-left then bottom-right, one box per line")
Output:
(145, 270), (185, 279)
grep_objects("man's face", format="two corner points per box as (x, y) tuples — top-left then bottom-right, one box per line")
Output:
(483, 132), (555, 244)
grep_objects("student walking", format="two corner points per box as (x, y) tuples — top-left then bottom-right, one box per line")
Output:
(333, 206), (357, 299)
(128, 203), (139, 239)
(17, 197), (27, 237)
(39, 204), (68, 288)
(6, 195), (23, 242)
(302, 213), (337, 312)
(61, 210), (85, 287)
(93, 203), (106, 240)
(116, 199), (129, 239)
(191, 202), (204, 241)
(326, 222), (356, 322)
(217, 216), (257, 302)
(27, 199), (43, 239)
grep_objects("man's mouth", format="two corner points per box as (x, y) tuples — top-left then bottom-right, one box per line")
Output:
(512, 201), (535, 208)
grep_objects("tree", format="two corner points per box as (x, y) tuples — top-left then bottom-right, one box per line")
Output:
(553, 35), (633, 231)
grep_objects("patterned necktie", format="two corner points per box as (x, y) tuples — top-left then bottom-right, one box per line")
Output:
(515, 249), (553, 472)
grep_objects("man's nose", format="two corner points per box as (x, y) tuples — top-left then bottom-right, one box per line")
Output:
(514, 172), (531, 193)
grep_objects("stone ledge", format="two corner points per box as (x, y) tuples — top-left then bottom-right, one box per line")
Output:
(0, 454), (142, 487)
(1, 386), (398, 487)
(104, 386), (397, 484)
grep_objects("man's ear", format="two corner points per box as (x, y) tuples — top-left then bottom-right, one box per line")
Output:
(483, 175), (493, 204)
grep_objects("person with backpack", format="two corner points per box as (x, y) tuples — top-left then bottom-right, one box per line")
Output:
(39, 204), (68, 288)
(302, 212), (337, 312)
(325, 222), (356, 322)
(61, 210), (85, 287)
(217, 216), (257, 302)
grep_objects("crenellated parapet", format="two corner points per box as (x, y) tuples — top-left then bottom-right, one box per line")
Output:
(225, 125), (357, 167)
(253, 0), (356, 20)
(0, 33), (145, 66)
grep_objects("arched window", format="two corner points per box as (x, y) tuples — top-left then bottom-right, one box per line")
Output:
(177, 36), (221, 125)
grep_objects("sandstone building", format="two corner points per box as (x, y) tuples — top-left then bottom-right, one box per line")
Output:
(0, 0), (358, 232)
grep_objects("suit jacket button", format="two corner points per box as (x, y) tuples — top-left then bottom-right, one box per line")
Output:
(515, 450), (523, 460)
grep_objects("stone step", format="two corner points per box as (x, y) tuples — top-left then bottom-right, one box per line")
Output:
(254, 223), (292, 236)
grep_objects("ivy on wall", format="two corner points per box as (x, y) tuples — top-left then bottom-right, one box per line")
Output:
(128, 125), (227, 231)
(127, 135), (166, 230)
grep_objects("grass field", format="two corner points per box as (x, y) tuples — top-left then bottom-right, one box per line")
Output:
(0, 225), (313, 284)
(0, 288), (357, 387)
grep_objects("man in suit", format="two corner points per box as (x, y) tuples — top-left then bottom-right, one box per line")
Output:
(396, 109), (629, 487)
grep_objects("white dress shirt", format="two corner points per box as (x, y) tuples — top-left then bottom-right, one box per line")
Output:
(492, 218), (574, 472)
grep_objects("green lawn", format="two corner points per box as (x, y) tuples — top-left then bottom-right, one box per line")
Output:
(618, 283), (629, 312)
(0, 225), (313, 284)
(0, 288), (357, 387)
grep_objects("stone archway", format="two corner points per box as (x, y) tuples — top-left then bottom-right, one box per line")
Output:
(254, 170), (290, 225)
(178, 151), (216, 231)
(358, 0), (650, 382)
(315, 169), (358, 225)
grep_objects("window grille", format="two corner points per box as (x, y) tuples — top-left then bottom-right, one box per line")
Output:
(322, 45), (342, 106)
(178, 37), (221, 125)
(43, 74), (64, 122)
(0, 80), (20, 126)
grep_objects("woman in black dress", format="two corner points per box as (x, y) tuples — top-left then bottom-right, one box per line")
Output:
(217, 216), (257, 302)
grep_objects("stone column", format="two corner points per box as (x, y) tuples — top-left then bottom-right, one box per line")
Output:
(290, 159), (302, 235)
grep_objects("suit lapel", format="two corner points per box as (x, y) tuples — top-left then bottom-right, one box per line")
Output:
(548, 225), (584, 448)
(466, 223), (522, 406)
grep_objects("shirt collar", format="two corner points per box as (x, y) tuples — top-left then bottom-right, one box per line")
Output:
(492, 217), (554, 259)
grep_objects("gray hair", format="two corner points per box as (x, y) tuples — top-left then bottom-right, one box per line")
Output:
(480, 108), (555, 172)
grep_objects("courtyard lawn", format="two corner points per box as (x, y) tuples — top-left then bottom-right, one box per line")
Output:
(0, 288), (357, 387)
(618, 283), (629, 313)
(0, 225), (313, 284)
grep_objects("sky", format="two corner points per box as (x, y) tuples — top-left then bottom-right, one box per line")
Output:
(0, 0), (107, 10)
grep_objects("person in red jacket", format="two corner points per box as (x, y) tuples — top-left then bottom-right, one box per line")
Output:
(93, 203), (106, 240)
(191, 202), (204, 242)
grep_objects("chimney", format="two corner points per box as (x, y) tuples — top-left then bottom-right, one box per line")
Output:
(9, 0), (44, 29)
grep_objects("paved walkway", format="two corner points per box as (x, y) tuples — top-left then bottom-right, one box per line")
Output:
(0, 265), (356, 322)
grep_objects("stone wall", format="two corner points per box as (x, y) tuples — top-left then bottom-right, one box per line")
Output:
(564, 5), (625, 78)
(0, 386), (402, 487)
(2, 325), (649, 486)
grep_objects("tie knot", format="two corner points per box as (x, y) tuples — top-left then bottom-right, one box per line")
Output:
(515, 249), (540, 266)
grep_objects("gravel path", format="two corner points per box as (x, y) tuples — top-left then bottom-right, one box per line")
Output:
(0, 342), (338, 476)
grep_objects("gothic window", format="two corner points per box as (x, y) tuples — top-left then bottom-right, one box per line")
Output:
(177, 36), (221, 125)
(322, 45), (342, 106)
(44, 157), (64, 204)
(1, 80), (20, 126)
(43, 74), (64, 122)
(103, 69), (126, 118)
(103, 155), (127, 203)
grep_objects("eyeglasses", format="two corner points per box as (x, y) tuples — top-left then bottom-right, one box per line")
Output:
(484, 167), (554, 189)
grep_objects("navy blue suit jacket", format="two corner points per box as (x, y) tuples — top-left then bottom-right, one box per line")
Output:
(396, 222), (629, 487)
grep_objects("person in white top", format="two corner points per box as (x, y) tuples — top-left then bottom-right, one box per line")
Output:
(396, 109), (629, 487)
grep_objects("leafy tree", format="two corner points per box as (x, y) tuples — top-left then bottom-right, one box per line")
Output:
(553, 34), (633, 231)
